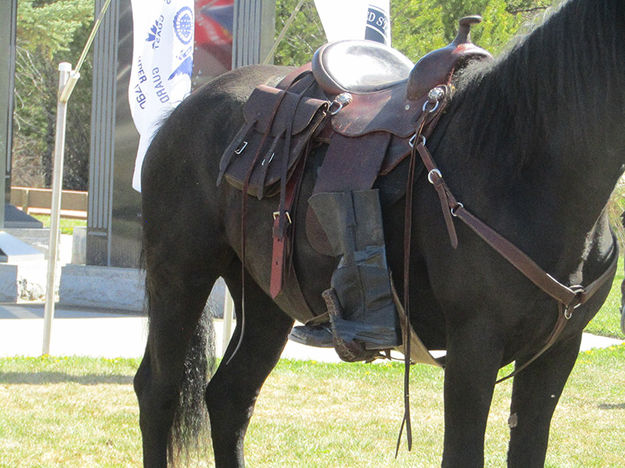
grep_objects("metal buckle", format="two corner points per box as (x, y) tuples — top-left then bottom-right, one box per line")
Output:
(272, 210), (292, 224)
(564, 285), (586, 319)
(234, 140), (248, 155)
(570, 285), (586, 309)
(261, 153), (275, 166)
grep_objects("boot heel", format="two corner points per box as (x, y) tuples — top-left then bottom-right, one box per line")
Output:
(323, 288), (378, 362)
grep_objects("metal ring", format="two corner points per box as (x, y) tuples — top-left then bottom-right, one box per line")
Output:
(409, 134), (426, 148)
(422, 99), (440, 113)
(329, 102), (343, 115)
(427, 168), (442, 184)
(451, 202), (464, 217)
(564, 307), (573, 320)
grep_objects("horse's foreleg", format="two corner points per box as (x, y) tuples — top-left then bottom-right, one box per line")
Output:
(442, 320), (504, 468)
(206, 265), (294, 468)
(506, 333), (582, 468)
(134, 264), (217, 468)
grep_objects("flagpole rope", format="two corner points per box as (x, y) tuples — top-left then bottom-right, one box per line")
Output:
(60, 0), (112, 102)
(262, 0), (308, 65)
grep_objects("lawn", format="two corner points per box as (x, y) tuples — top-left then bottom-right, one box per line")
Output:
(31, 214), (86, 235)
(0, 349), (624, 467)
(586, 258), (624, 339)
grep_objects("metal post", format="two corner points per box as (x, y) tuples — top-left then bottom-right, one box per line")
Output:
(41, 1), (112, 355)
(42, 62), (72, 355)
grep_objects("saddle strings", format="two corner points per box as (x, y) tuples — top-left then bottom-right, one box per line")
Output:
(395, 113), (428, 455)
(226, 70), (315, 366)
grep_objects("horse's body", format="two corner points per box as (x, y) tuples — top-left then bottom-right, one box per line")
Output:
(134, 0), (625, 466)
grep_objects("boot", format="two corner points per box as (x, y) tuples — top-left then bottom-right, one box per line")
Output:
(290, 189), (400, 360)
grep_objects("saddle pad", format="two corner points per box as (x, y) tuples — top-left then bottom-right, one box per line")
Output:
(218, 83), (329, 199)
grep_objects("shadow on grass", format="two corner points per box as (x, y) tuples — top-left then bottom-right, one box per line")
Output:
(597, 402), (625, 410)
(0, 372), (133, 385)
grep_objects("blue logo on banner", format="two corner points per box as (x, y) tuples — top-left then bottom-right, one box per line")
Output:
(174, 7), (194, 44)
(168, 56), (193, 80)
(365, 6), (389, 44)
(146, 15), (164, 48)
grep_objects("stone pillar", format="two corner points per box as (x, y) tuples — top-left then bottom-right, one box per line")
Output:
(0, 0), (17, 228)
(232, 0), (276, 68)
(87, 0), (122, 266)
(87, 0), (276, 268)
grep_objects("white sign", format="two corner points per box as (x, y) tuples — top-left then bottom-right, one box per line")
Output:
(128, 0), (194, 191)
(314, 0), (391, 45)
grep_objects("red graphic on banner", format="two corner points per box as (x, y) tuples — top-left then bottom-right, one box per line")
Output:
(194, 0), (233, 75)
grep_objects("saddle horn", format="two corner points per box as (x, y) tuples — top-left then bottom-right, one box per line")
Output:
(406, 16), (493, 100)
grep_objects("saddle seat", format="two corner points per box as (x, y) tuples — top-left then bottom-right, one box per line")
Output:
(312, 40), (414, 95)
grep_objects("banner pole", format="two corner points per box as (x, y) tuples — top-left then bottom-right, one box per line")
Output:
(42, 63), (72, 355)
(262, 0), (307, 65)
(59, 0), (112, 103)
(41, 0), (112, 355)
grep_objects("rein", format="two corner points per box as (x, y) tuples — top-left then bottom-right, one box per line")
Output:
(413, 86), (619, 383)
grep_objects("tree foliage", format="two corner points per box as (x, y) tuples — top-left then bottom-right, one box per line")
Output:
(275, 0), (554, 65)
(13, 0), (93, 190)
(12, 0), (554, 191)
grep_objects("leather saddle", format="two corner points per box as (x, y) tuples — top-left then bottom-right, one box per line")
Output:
(216, 17), (493, 319)
(218, 16), (492, 200)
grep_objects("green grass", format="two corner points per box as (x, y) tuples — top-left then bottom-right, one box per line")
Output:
(31, 214), (86, 235)
(1, 351), (624, 467)
(586, 257), (625, 339)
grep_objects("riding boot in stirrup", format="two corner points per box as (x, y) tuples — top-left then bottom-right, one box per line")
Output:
(291, 189), (401, 361)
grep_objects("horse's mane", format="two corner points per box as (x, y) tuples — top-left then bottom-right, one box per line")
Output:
(449, 0), (625, 173)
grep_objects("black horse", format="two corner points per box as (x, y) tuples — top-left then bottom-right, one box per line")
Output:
(134, 0), (625, 466)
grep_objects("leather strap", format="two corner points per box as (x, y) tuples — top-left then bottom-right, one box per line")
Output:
(227, 67), (315, 364)
(414, 138), (619, 383)
(396, 86), (453, 454)
(417, 140), (617, 310)
(270, 153), (307, 298)
(277, 63), (312, 90)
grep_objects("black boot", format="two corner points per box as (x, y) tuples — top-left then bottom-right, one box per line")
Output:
(290, 189), (400, 360)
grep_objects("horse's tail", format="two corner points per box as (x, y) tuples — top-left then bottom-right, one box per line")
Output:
(140, 245), (216, 465)
(168, 305), (216, 465)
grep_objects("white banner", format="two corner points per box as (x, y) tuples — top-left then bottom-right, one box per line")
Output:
(314, 0), (390, 45)
(129, 0), (194, 192)
(365, 0), (391, 45)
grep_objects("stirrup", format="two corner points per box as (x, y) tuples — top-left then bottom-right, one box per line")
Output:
(323, 288), (382, 362)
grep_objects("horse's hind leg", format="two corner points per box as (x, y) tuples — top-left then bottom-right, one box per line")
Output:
(134, 253), (227, 467)
(206, 260), (294, 468)
(506, 333), (582, 468)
